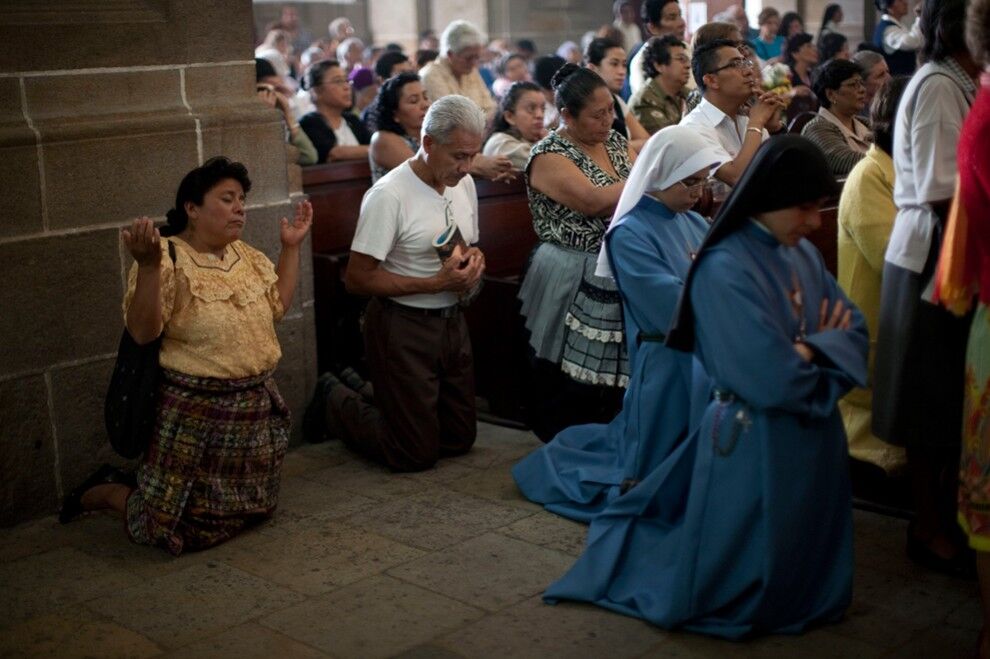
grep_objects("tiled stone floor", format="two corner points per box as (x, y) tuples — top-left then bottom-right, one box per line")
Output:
(0, 423), (981, 658)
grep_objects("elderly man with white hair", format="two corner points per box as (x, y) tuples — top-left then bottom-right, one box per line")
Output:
(420, 20), (497, 119)
(306, 95), (487, 472)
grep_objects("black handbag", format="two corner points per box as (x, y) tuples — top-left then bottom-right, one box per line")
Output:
(104, 240), (176, 459)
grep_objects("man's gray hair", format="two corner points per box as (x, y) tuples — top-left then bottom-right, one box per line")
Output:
(852, 49), (884, 74)
(422, 95), (485, 143)
(441, 20), (485, 55)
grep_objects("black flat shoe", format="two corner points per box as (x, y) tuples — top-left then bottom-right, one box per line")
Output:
(906, 531), (977, 580)
(58, 464), (132, 524)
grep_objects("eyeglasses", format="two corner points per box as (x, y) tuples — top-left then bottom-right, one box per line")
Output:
(708, 58), (754, 74)
(677, 177), (711, 193)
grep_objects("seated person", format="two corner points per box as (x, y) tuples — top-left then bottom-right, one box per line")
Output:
(348, 67), (379, 117)
(306, 96), (487, 472)
(801, 59), (873, 176)
(679, 39), (784, 187)
(751, 7), (785, 62)
(533, 55), (567, 129)
(299, 60), (371, 163)
(419, 20), (497, 120)
(585, 37), (650, 152)
(492, 52), (531, 99)
(375, 51), (414, 82)
(256, 58), (317, 166)
(482, 81), (546, 169)
(819, 32), (851, 62)
(783, 33), (820, 108)
(683, 21), (745, 114)
(852, 50), (892, 120)
(367, 72), (431, 182)
(628, 35), (691, 134)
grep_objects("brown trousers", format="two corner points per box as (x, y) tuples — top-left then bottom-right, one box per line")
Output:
(329, 297), (477, 472)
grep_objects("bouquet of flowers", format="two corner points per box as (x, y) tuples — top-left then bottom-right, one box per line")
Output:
(761, 62), (793, 106)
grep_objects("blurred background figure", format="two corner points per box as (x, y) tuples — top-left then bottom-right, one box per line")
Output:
(613, 0), (643, 53)
(256, 58), (317, 165)
(256, 28), (297, 91)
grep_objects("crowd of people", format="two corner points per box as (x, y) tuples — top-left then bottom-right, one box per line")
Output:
(57, 0), (990, 654)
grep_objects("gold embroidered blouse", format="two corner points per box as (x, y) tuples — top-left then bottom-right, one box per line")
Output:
(123, 237), (284, 379)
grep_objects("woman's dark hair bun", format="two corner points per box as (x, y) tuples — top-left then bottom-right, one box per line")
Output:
(550, 62), (582, 91)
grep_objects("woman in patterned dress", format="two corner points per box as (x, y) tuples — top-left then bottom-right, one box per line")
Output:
(59, 157), (312, 555)
(934, 0), (990, 653)
(518, 63), (634, 441)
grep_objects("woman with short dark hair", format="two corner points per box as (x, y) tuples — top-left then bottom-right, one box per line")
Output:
(299, 59), (372, 163)
(59, 157), (312, 555)
(801, 59), (872, 175)
(819, 32), (850, 62)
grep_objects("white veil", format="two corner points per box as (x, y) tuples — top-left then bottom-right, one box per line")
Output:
(594, 125), (727, 278)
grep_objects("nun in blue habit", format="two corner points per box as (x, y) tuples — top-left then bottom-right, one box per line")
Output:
(544, 136), (869, 639)
(512, 126), (727, 523)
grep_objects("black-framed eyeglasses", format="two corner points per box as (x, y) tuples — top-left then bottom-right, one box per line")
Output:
(708, 57), (754, 74)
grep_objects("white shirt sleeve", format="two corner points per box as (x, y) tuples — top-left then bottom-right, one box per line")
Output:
(910, 77), (967, 204)
(883, 16), (923, 53)
(351, 186), (400, 261)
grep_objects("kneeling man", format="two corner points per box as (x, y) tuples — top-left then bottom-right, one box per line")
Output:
(319, 95), (486, 471)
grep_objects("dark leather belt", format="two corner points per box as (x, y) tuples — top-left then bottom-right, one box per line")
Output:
(378, 296), (460, 318)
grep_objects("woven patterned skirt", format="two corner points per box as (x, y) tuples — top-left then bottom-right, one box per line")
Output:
(958, 304), (990, 551)
(519, 242), (629, 388)
(126, 369), (290, 555)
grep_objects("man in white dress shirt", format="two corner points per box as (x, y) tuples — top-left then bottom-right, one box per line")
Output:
(679, 39), (784, 187)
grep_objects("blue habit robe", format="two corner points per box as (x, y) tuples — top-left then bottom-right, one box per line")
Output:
(544, 221), (868, 639)
(512, 196), (709, 522)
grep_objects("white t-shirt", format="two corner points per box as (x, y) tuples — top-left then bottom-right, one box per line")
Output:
(333, 120), (360, 147)
(351, 160), (479, 309)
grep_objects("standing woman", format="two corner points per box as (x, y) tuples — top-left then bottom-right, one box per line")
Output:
(513, 126), (724, 522)
(545, 136), (867, 638)
(935, 0), (990, 653)
(59, 157), (312, 555)
(873, 0), (980, 576)
(585, 37), (650, 153)
(519, 64), (634, 442)
(367, 72), (431, 182)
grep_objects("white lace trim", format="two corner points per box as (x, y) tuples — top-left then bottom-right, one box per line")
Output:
(564, 312), (625, 343)
(561, 360), (630, 388)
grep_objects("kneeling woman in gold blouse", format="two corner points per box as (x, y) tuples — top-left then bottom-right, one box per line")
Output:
(60, 157), (312, 555)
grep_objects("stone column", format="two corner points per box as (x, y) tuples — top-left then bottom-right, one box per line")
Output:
(0, 0), (316, 527)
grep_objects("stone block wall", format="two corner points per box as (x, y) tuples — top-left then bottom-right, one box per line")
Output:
(0, 0), (316, 527)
